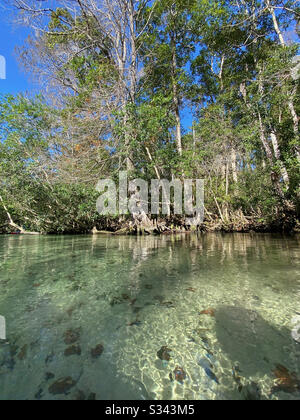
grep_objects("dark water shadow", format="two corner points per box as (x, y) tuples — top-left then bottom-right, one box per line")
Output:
(215, 305), (298, 378)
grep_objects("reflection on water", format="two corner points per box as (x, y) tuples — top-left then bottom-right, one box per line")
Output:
(0, 233), (299, 400)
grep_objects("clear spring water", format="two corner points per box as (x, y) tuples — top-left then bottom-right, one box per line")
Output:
(0, 233), (299, 400)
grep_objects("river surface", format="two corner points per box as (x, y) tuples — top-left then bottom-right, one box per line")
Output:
(0, 233), (299, 400)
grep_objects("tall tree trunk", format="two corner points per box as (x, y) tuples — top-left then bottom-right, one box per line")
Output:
(128, 0), (137, 104)
(225, 161), (229, 195)
(270, 129), (290, 189)
(266, 0), (299, 162)
(257, 112), (285, 199)
(171, 34), (183, 157)
(231, 148), (238, 183)
(124, 111), (135, 172)
(192, 122), (196, 159)
(124, 0), (138, 172)
(266, 0), (285, 46)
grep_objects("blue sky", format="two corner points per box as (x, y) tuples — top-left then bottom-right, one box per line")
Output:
(0, 7), (32, 95)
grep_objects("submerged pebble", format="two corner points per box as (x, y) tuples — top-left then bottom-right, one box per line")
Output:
(204, 368), (219, 384)
(74, 390), (86, 400)
(127, 320), (142, 327)
(17, 345), (28, 361)
(45, 351), (55, 365)
(243, 381), (261, 400)
(157, 346), (172, 361)
(271, 364), (300, 394)
(91, 344), (104, 359)
(48, 377), (76, 395)
(200, 308), (215, 317)
(198, 357), (219, 384)
(45, 372), (55, 381)
(63, 328), (81, 345)
(160, 301), (175, 308)
(174, 367), (186, 384)
(132, 307), (142, 314)
(35, 388), (44, 400)
(64, 345), (81, 357)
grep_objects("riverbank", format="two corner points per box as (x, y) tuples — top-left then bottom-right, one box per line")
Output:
(1, 214), (299, 236)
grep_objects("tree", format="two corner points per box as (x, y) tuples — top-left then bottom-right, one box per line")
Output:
(0, 0), (297, 233)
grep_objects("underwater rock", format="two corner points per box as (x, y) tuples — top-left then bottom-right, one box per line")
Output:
(45, 372), (55, 381)
(64, 345), (81, 357)
(127, 320), (142, 327)
(174, 367), (186, 384)
(160, 301), (175, 308)
(232, 367), (243, 393)
(200, 308), (215, 317)
(45, 351), (55, 365)
(91, 344), (104, 359)
(271, 364), (300, 394)
(0, 345), (16, 371)
(132, 307), (142, 314)
(110, 294), (137, 307)
(10, 344), (19, 358)
(35, 388), (44, 400)
(63, 328), (81, 345)
(157, 346), (172, 361)
(198, 357), (219, 384)
(49, 377), (76, 395)
(74, 390), (86, 400)
(110, 297), (124, 306)
(242, 381), (261, 400)
(17, 344), (28, 361)
(204, 367), (219, 384)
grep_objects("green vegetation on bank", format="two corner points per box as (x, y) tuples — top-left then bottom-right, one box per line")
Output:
(0, 0), (299, 234)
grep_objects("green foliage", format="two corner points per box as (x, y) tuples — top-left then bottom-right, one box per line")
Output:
(1, 0), (299, 232)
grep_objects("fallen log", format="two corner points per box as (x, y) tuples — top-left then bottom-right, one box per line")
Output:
(0, 195), (40, 235)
